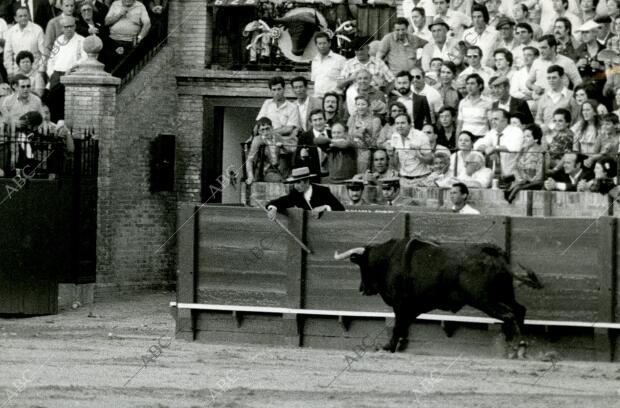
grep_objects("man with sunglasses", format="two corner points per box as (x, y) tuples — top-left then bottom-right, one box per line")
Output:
(457, 46), (494, 93)
(511, 22), (535, 69)
(1, 74), (42, 127)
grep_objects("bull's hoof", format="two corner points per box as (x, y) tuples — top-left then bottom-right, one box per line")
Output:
(397, 338), (409, 351)
(382, 342), (397, 353)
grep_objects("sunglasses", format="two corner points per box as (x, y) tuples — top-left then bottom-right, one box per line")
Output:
(63, 25), (75, 28)
(412, 74), (423, 79)
(466, 55), (480, 58)
(18, 85), (31, 88)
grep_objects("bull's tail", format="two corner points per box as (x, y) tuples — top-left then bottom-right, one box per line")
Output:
(511, 263), (543, 289)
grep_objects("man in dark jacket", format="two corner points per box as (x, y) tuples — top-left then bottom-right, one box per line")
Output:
(266, 166), (345, 220)
(544, 152), (593, 191)
(489, 75), (534, 125)
(388, 70), (433, 130)
(294, 108), (330, 183)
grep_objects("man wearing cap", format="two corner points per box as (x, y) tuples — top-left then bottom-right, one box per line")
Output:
(386, 113), (434, 188)
(265, 166), (345, 221)
(494, 18), (517, 55)
(420, 17), (460, 72)
(343, 177), (368, 205)
(379, 178), (417, 206)
(461, 5), (498, 69)
(338, 37), (395, 92)
(376, 17), (427, 74)
(595, 15), (613, 46)
(490, 75), (534, 124)
(575, 20), (606, 92)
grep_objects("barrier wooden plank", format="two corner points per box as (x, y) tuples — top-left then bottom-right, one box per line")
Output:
(176, 203), (197, 340)
(437, 188), (529, 216)
(535, 191), (613, 218)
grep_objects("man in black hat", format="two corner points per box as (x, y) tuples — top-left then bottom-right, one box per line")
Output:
(595, 15), (613, 46)
(266, 166), (345, 220)
(420, 17), (460, 72)
(379, 177), (417, 206)
(343, 177), (368, 205)
(494, 17), (517, 54)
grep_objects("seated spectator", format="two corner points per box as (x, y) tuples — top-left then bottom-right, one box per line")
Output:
(436, 61), (461, 111)
(449, 182), (480, 214)
(4, 6), (45, 78)
(294, 108), (330, 183)
(415, 151), (451, 187)
(379, 177), (417, 206)
(1, 74), (42, 128)
(572, 99), (601, 169)
(505, 123), (545, 203)
(449, 131), (475, 177)
(360, 148), (399, 186)
(411, 67), (442, 122)
(347, 95), (382, 173)
(265, 166), (345, 221)
(577, 157), (617, 194)
(77, 0), (109, 46)
(573, 84), (609, 116)
(104, 0), (151, 72)
(544, 152), (593, 191)
(542, 108), (575, 172)
(490, 75), (534, 125)
(534, 65), (580, 134)
(38, 105), (57, 136)
(426, 58), (443, 86)
(458, 150), (493, 189)
(321, 122), (357, 184)
(343, 177), (368, 205)
(345, 69), (387, 117)
(378, 101), (407, 148)
(435, 106), (457, 151)
(492, 49), (516, 83)
(597, 113), (620, 160)
(15, 51), (45, 97)
(323, 92), (346, 129)
(422, 123), (450, 157)
(245, 117), (288, 185)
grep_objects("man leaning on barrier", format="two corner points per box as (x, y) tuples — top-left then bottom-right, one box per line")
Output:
(265, 166), (345, 221)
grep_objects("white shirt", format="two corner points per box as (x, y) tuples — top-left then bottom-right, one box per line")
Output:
(46, 33), (87, 76)
(453, 203), (480, 214)
(402, 0), (434, 18)
(311, 51), (345, 98)
(295, 97), (310, 131)
(461, 26), (498, 67)
(4, 21), (45, 76)
(474, 125), (524, 177)
(510, 66), (531, 99)
(388, 129), (432, 177)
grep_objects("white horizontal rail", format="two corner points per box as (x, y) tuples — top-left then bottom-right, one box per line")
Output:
(170, 302), (620, 330)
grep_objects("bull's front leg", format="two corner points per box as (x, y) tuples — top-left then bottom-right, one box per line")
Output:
(383, 308), (410, 353)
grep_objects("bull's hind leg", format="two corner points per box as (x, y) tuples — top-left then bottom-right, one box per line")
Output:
(474, 302), (524, 358)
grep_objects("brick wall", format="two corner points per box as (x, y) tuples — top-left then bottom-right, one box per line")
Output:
(168, 0), (207, 69)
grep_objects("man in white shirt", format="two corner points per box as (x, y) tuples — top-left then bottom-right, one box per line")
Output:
(526, 34), (582, 94)
(541, 0), (582, 34)
(431, 0), (470, 40)
(420, 17), (460, 72)
(46, 15), (86, 122)
(461, 5), (498, 68)
(457, 45), (495, 92)
(386, 113), (433, 187)
(408, 7), (432, 42)
(310, 32), (345, 98)
(450, 182), (480, 214)
(510, 46), (537, 103)
(474, 108), (524, 183)
(4, 6), (45, 76)
(291, 76), (321, 132)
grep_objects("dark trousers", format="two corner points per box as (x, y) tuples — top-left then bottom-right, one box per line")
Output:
(47, 71), (66, 123)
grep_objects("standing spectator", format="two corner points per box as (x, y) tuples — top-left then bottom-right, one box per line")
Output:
(378, 101), (407, 147)
(542, 0), (582, 34)
(462, 5), (498, 68)
(15, 51), (44, 96)
(245, 117), (288, 184)
(76, 0), (108, 44)
(494, 18), (518, 55)
(403, 0), (435, 26)
(294, 108), (330, 182)
(104, 0), (150, 72)
(541, 108), (575, 171)
(534, 65), (580, 133)
(291, 76), (321, 132)
(510, 45), (537, 102)
(512, 5), (542, 42)
(420, 17), (460, 72)
(345, 69), (386, 117)
(526, 35), (582, 95)
(572, 99), (602, 168)
(449, 182), (480, 214)
(553, 18), (580, 62)
(310, 32), (345, 98)
(411, 66), (442, 121)
(338, 37), (395, 92)
(436, 106), (458, 150)
(431, 0), (470, 39)
(322, 92), (345, 129)
(449, 130), (475, 177)
(457, 73), (492, 138)
(474, 108), (524, 186)
(45, 15), (86, 122)
(574, 20), (606, 97)
(505, 123), (545, 202)
(1, 74), (42, 127)
(511, 22), (535, 69)
(605, 15), (620, 52)
(376, 17), (427, 74)
(389, 70), (432, 130)
(323, 122), (357, 184)
(436, 61), (461, 110)
(490, 75), (534, 124)
(347, 95), (381, 173)
(3, 6), (45, 78)
(146, 0), (165, 41)
(44, 0), (74, 55)
(457, 46), (494, 91)
(422, 122), (450, 157)
(386, 113), (433, 187)
(5, 0), (57, 29)
(595, 15), (613, 46)
(408, 7), (432, 42)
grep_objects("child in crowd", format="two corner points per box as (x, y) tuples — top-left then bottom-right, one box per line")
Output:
(542, 108), (574, 172)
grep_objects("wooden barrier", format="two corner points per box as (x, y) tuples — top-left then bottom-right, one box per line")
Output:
(177, 205), (620, 361)
(245, 182), (617, 218)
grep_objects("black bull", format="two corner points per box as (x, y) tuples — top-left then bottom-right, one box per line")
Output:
(334, 238), (543, 354)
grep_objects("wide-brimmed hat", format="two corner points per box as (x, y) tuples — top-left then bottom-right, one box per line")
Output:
(576, 20), (600, 32)
(284, 167), (316, 183)
(428, 18), (450, 30)
(380, 177), (400, 188)
(344, 176), (365, 188)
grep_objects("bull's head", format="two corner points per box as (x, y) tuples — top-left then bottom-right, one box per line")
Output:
(334, 247), (381, 296)
(274, 11), (320, 56)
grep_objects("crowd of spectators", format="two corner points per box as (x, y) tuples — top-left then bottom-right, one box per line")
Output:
(245, 0), (620, 202)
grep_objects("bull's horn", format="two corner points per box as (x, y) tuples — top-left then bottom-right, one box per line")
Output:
(334, 247), (364, 260)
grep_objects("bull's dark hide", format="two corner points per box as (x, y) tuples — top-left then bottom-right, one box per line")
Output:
(274, 11), (320, 56)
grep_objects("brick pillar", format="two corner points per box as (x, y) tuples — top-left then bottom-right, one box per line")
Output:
(62, 36), (120, 297)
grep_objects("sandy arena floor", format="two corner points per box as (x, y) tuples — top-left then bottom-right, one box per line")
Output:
(1, 291), (619, 408)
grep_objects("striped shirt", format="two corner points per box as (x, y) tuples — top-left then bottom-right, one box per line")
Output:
(339, 56), (395, 90)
